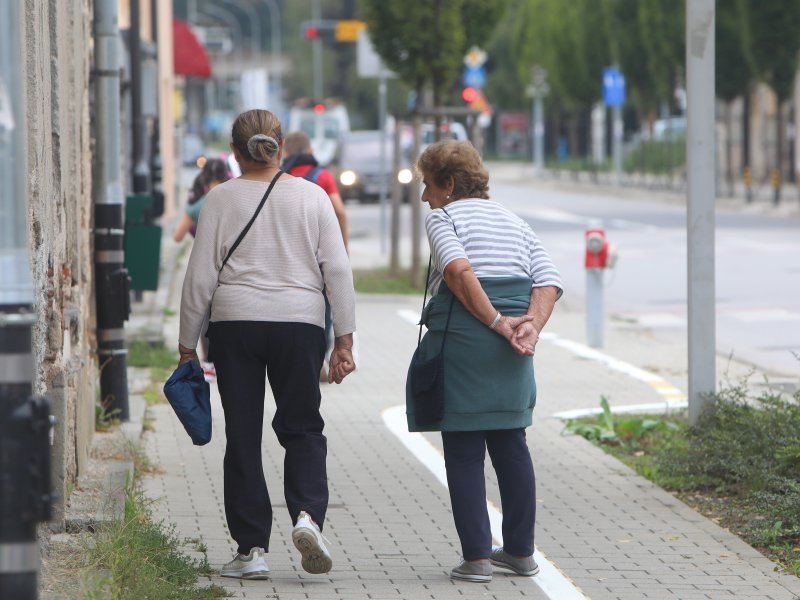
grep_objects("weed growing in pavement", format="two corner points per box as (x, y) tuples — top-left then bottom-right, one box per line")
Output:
(84, 484), (227, 599)
(127, 340), (177, 369)
(565, 382), (800, 577)
(95, 402), (121, 432)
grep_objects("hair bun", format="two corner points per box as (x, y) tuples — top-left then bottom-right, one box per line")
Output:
(247, 134), (279, 162)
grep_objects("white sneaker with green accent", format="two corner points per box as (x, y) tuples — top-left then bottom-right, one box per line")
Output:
(220, 547), (269, 579)
(291, 511), (332, 574)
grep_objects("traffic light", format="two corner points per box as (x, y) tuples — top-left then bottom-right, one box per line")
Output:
(461, 86), (478, 103)
(304, 25), (319, 39)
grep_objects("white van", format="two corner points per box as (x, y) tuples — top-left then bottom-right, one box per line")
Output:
(287, 103), (350, 167)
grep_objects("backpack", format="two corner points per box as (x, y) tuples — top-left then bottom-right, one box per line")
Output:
(302, 167), (322, 184)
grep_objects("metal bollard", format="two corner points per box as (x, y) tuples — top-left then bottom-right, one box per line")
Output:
(0, 310), (53, 599)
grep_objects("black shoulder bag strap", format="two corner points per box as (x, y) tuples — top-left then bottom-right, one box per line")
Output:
(417, 208), (457, 348)
(220, 169), (283, 271)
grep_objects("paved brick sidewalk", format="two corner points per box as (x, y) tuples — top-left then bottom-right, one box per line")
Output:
(141, 251), (800, 599)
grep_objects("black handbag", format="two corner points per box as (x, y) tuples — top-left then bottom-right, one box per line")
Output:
(205, 170), (282, 362)
(410, 213), (457, 426)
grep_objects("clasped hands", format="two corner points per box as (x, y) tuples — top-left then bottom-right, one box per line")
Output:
(493, 315), (540, 357)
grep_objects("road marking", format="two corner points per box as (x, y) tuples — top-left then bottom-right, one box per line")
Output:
(723, 308), (800, 323)
(382, 405), (588, 600)
(398, 309), (422, 327)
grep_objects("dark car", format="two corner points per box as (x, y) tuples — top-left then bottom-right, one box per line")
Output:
(336, 130), (413, 203)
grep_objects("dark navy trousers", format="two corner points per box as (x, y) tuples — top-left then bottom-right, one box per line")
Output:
(208, 320), (328, 555)
(441, 428), (536, 561)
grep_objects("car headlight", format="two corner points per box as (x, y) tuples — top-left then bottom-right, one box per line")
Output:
(340, 170), (357, 186)
(397, 168), (413, 184)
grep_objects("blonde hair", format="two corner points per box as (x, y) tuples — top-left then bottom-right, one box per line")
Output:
(231, 109), (283, 163)
(415, 140), (489, 200)
(283, 131), (312, 157)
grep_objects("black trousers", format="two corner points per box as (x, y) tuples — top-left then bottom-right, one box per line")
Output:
(208, 320), (328, 555)
(441, 429), (536, 561)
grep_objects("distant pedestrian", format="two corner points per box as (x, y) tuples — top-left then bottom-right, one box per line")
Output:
(407, 140), (562, 583)
(173, 158), (230, 381)
(178, 109), (356, 579)
(282, 130), (350, 380)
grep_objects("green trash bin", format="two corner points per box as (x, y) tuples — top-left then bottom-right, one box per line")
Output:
(124, 194), (161, 291)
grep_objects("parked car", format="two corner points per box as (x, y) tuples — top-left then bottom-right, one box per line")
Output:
(401, 121), (469, 157)
(336, 130), (413, 204)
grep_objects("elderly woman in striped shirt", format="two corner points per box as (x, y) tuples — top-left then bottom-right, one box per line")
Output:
(406, 139), (562, 583)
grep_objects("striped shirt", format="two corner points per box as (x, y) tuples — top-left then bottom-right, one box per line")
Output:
(425, 199), (563, 297)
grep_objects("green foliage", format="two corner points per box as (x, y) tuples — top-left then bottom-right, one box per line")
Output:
(127, 341), (178, 370)
(353, 268), (422, 295)
(624, 140), (686, 175)
(95, 403), (121, 432)
(573, 382), (800, 575)
(565, 396), (679, 446)
(716, 0), (754, 102)
(361, 0), (505, 107)
(745, 0), (800, 101)
(85, 486), (225, 599)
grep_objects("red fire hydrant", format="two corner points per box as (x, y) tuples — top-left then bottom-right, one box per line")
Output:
(585, 222), (615, 347)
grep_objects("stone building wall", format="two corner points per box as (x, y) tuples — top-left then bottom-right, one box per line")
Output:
(24, 0), (96, 526)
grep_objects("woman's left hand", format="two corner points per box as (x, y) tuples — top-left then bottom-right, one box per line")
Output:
(493, 315), (536, 356)
(178, 343), (200, 366)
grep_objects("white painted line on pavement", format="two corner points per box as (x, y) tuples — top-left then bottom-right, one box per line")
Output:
(382, 405), (588, 600)
(553, 400), (688, 420)
(398, 309), (422, 327)
(537, 332), (688, 419)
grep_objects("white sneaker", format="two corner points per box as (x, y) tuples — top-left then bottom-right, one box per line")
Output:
(291, 511), (332, 574)
(220, 546), (269, 579)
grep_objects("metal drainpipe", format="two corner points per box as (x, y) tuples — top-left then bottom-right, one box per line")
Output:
(94, 0), (131, 420)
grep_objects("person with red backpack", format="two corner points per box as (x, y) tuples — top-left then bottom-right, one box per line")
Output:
(282, 131), (350, 380)
(282, 131), (349, 251)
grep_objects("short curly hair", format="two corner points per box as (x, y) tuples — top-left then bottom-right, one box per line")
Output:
(415, 139), (489, 200)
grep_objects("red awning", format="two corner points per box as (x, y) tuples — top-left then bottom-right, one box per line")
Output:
(173, 18), (212, 78)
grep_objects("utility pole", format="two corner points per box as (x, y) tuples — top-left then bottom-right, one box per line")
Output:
(378, 74), (388, 254)
(410, 112), (423, 288)
(312, 0), (323, 99)
(130, 0), (151, 196)
(95, 0), (131, 420)
(526, 65), (549, 176)
(686, 0), (716, 425)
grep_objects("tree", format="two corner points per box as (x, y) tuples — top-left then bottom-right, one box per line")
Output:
(716, 0), (754, 193)
(746, 0), (800, 199)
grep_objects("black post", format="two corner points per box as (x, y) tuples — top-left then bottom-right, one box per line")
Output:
(0, 309), (53, 599)
(150, 0), (164, 218)
(130, 0), (150, 195)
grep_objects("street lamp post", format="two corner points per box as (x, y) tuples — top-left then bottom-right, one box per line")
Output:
(249, 0), (283, 113)
(526, 65), (549, 177)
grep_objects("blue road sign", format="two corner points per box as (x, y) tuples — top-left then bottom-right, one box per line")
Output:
(603, 67), (626, 107)
(463, 66), (486, 89)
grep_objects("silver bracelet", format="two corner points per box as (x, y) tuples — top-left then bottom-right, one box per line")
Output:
(488, 312), (502, 330)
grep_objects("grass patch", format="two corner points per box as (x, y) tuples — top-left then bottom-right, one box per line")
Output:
(127, 341), (177, 370)
(84, 485), (226, 599)
(353, 268), (422, 295)
(565, 384), (800, 576)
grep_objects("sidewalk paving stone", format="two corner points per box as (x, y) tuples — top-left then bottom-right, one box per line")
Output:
(136, 245), (800, 600)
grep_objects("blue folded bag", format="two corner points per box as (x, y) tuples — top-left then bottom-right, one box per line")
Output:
(163, 361), (211, 446)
